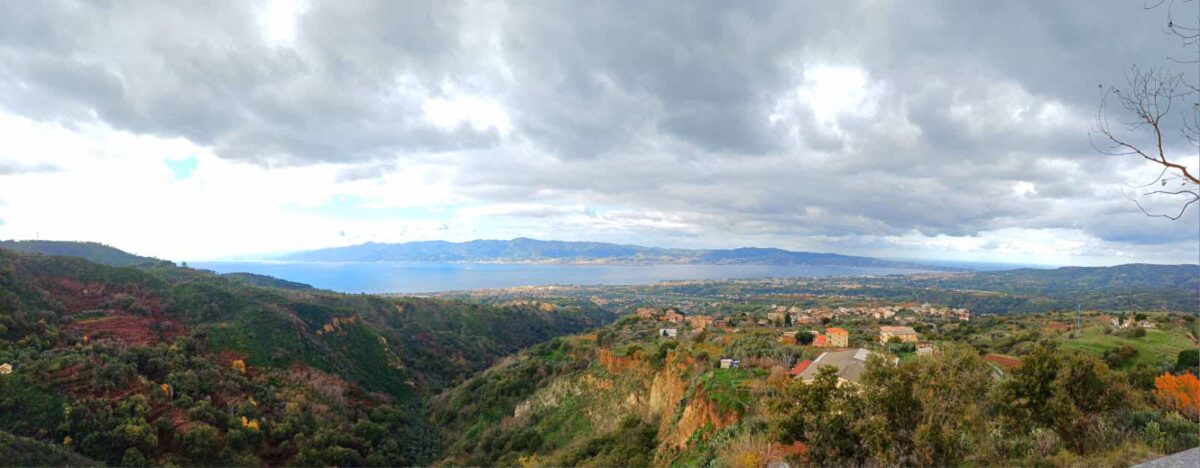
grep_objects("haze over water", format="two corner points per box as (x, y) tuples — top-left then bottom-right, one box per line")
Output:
(191, 261), (932, 294)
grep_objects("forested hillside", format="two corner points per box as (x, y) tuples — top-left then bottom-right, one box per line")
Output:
(853, 264), (1200, 313)
(0, 240), (164, 267)
(0, 246), (614, 465)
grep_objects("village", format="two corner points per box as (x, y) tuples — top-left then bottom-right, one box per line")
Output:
(633, 301), (969, 386)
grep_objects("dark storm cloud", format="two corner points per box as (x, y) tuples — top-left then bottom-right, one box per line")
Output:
(0, 0), (1195, 256)
(0, 0), (499, 164)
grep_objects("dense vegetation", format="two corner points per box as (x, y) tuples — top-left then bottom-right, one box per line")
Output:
(0, 245), (614, 465)
(219, 272), (315, 290)
(775, 345), (1196, 466)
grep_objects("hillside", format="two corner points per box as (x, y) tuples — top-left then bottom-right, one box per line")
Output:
(430, 309), (1199, 466)
(850, 263), (1200, 313)
(1, 240), (165, 267)
(281, 237), (942, 269)
(0, 247), (615, 466)
(965, 263), (1199, 291)
(220, 272), (315, 290)
(0, 431), (100, 467)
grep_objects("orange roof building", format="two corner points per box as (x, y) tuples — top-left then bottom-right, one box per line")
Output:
(789, 360), (813, 376)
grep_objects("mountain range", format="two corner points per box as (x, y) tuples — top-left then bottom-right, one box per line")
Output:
(280, 237), (949, 270)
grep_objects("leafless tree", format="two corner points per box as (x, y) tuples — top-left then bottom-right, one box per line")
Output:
(1092, 0), (1200, 220)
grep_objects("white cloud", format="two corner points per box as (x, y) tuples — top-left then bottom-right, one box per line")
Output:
(421, 95), (512, 135)
(258, 0), (307, 47)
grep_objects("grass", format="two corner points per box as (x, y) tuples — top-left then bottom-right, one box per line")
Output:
(535, 395), (593, 452)
(1060, 325), (1196, 368)
(703, 368), (755, 413)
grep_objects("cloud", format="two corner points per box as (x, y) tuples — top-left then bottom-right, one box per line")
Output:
(0, 161), (59, 174)
(0, 0), (1194, 263)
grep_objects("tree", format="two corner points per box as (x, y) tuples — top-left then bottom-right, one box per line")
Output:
(119, 448), (147, 467)
(994, 346), (1131, 452)
(1175, 348), (1200, 373)
(856, 345), (991, 466)
(1046, 352), (1132, 451)
(774, 366), (867, 464)
(180, 424), (228, 465)
(1154, 372), (1200, 418)
(1092, 1), (1200, 219)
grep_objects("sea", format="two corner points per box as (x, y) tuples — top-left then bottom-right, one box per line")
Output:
(188, 261), (933, 294)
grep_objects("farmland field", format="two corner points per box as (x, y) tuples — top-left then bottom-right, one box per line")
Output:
(1060, 325), (1197, 368)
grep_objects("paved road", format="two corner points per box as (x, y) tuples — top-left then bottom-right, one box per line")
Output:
(1134, 447), (1200, 468)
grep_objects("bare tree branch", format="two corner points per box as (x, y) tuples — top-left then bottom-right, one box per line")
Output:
(1095, 2), (1200, 222)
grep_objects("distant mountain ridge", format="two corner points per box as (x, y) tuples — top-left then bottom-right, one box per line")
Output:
(281, 237), (948, 270)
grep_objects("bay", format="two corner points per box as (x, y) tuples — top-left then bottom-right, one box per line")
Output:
(189, 261), (930, 294)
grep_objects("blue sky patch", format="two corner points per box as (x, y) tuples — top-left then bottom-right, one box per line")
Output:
(164, 155), (198, 180)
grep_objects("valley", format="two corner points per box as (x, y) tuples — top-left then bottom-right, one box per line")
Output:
(0, 242), (1196, 466)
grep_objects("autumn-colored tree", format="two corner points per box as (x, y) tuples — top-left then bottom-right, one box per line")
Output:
(1154, 372), (1200, 419)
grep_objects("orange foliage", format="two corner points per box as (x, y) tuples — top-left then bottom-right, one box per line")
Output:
(240, 416), (260, 431)
(1153, 372), (1200, 418)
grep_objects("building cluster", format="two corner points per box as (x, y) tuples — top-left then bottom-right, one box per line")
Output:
(1110, 316), (1156, 329)
(639, 305), (934, 357)
(878, 325), (920, 343)
(769, 302), (970, 325)
(811, 327), (848, 348)
(639, 307), (728, 340)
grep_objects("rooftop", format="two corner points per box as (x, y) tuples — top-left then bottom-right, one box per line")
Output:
(789, 360), (813, 376)
(794, 348), (892, 383)
(879, 325), (917, 334)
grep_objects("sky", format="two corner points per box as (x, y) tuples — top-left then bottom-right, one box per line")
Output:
(0, 0), (1197, 265)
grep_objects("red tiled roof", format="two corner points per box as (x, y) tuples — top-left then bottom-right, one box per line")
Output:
(789, 360), (813, 376)
(813, 335), (828, 346)
(826, 327), (848, 335)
